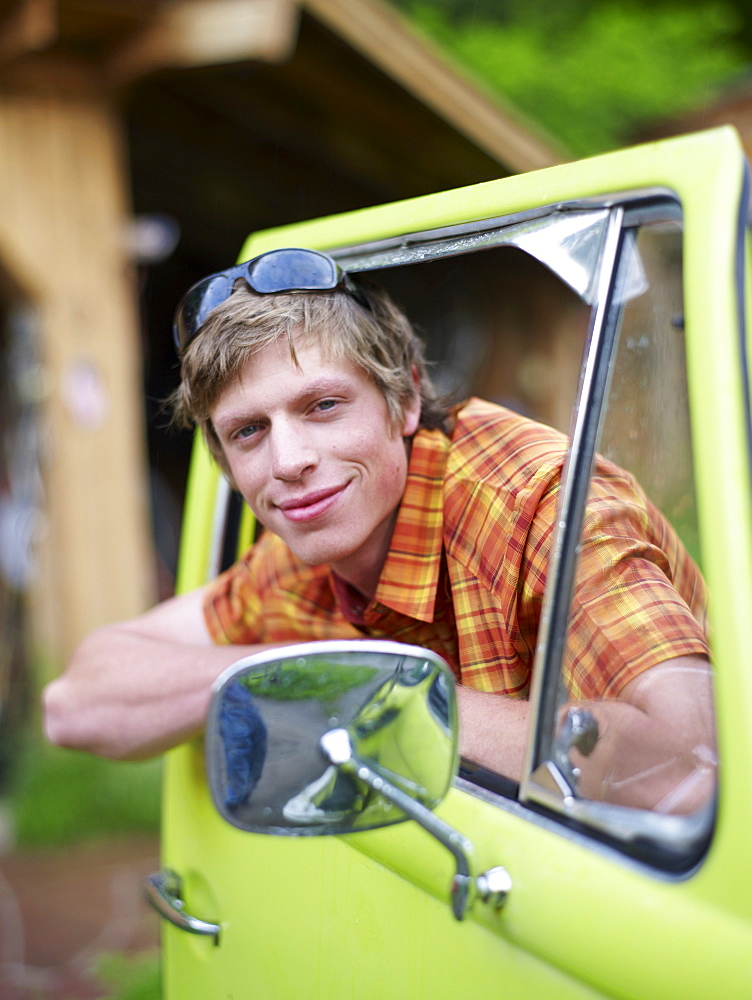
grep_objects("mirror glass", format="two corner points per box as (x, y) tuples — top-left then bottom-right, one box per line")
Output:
(205, 640), (457, 835)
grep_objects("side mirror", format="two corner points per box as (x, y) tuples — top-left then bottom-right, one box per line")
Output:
(205, 639), (511, 920)
(205, 640), (457, 836)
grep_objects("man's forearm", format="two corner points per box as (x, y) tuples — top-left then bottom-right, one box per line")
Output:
(42, 625), (271, 760)
(42, 587), (293, 761)
(455, 685), (530, 780)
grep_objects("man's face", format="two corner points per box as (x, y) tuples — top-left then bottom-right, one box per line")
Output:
(210, 335), (420, 595)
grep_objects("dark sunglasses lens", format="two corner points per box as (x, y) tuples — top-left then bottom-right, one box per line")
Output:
(177, 273), (234, 348)
(249, 249), (337, 294)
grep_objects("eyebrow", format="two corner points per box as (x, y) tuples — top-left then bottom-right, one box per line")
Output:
(296, 377), (354, 398)
(212, 376), (356, 431)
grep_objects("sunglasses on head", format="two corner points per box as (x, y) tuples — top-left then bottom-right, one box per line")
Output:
(173, 247), (369, 353)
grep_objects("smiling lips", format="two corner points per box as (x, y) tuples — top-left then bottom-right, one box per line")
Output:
(275, 484), (348, 523)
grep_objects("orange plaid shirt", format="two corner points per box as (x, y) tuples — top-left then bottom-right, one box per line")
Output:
(204, 398), (709, 699)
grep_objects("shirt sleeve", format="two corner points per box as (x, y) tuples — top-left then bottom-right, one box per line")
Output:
(203, 543), (266, 646)
(560, 463), (709, 700)
(203, 531), (354, 646)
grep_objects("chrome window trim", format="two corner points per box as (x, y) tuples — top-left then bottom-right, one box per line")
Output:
(329, 187), (679, 273)
(738, 162), (752, 478)
(520, 204), (626, 787)
(206, 475), (232, 582)
(454, 774), (707, 883)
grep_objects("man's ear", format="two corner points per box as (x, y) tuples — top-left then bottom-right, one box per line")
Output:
(401, 366), (422, 437)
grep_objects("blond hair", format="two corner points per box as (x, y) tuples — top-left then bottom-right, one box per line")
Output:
(171, 280), (449, 473)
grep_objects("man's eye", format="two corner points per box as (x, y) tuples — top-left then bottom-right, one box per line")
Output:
(236, 423), (261, 440)
(315, 399), (338, 412)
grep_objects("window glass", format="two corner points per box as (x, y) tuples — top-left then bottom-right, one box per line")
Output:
(535, 220), (716, 858)
(373, 244), (590, 435)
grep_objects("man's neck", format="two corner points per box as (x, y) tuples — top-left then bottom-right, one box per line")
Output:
(329, 573), (370, 627)
(329, 508), (398, 599)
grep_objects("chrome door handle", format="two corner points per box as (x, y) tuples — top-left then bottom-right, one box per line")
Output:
(144, 869), (221, 942)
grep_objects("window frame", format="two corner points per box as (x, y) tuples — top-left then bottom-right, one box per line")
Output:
(518, 197), (718, 868)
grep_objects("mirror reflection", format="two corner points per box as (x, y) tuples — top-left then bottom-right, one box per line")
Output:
(205, 640), (457, 836)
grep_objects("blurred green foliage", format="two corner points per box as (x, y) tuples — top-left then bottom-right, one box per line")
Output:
(390, 0), (748, 155)
(9, 739), (160, 848)
(242, 658), (377, 701)
(88, 951), (160, 1000)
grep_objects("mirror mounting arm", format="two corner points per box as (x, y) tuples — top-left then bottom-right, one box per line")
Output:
(321, 728), (484, 921)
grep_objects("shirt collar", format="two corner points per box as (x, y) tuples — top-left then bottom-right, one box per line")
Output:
(372, 426), (449, 622)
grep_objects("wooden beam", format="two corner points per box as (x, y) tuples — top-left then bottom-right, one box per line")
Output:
(302, 0), (566, 173)
(0, 0), (57, 66)
(103, 0), (299, 86)
(0, 86), (156, 670)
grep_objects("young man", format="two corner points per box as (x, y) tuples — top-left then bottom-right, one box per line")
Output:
(43, 249), (714, 811)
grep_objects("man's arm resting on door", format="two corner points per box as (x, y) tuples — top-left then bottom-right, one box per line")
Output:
(42, 587), (284, 761)
(456, 654), (715, 814)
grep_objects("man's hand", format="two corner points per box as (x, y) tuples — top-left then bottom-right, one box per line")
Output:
(565, 655), (715, 814)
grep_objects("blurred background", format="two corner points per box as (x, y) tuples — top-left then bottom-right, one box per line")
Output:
(1, 0), (751, 996)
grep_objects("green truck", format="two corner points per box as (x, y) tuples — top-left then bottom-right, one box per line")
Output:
(147, 126), (752, 1000)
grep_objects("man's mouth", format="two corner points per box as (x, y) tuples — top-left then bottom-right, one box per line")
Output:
(275, 484), (348, 523)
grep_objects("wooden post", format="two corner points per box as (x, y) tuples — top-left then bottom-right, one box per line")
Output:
(0, 76), (155, 674)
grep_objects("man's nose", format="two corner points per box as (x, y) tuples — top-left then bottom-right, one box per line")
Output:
(270, 422), (317, 480)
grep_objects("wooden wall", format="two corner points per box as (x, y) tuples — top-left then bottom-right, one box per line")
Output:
(0, 0), (562, 676)
(0, 78), (155, 672)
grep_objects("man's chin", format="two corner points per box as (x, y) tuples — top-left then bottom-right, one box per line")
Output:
(281, 534), (358, 570)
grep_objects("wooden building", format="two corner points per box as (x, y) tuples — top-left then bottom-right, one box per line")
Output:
(0, 0), (563, 674)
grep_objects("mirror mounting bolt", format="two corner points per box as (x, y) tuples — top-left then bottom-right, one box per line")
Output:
(476, 866), (512, 910)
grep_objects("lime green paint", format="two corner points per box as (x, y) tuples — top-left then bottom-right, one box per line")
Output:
(173, 434), (222, 594)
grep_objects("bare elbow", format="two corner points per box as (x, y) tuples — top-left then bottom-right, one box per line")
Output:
(42, 667), (121, 758)
(41, 625), (134, 757)
(42, 675), (90, 752)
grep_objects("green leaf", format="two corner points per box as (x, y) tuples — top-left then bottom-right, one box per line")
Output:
(394, 2), (745, 156)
